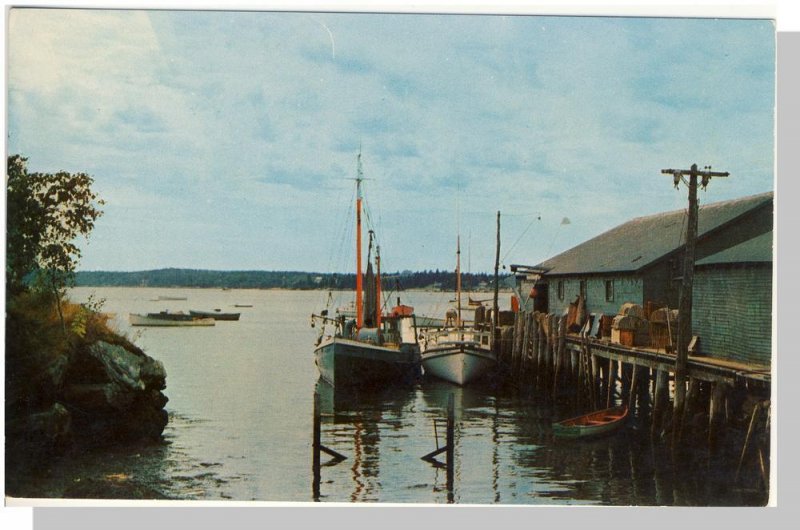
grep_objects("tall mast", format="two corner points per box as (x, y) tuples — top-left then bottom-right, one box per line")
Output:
(355, 152), (364, 329)
(456, 235), (462, 328)
(376, 244), (382, 329)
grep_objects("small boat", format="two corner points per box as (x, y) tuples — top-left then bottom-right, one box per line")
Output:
(234, 304), (253, 308)
(129, 312), (215, 327)
(552, 405), (629, 439)
(189, 309), (241, 321)
(310, 152), (421, 388)
(157, 295), (188, 301)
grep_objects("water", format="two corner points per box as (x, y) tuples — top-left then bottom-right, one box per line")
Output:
(16, 287), (766, 505)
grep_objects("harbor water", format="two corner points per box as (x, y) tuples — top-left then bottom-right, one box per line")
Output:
(14, 287), (766, 505)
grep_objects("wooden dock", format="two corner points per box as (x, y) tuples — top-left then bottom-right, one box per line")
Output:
(498, 309), (771, 480)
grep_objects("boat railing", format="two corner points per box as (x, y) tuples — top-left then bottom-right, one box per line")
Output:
(421, 328), (493, 347)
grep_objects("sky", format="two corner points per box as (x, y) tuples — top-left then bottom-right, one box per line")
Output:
(5, 5), (776, 275)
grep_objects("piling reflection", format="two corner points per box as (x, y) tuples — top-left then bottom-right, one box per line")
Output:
(310, 377), (767, 505)
(312, 379), (419, 502)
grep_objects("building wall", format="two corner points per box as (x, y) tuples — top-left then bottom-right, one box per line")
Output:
(692, 265), (772, 366)
(547, 275), (643, 316)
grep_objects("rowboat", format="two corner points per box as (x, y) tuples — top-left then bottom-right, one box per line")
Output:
(552, 405), (629, 439)
(189, 309), (241, 321)
(129, 312), (215, 327)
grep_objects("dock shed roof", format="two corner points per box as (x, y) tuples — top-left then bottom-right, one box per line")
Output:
(534, 191), (773, 276)
(696, 230), (773, 266)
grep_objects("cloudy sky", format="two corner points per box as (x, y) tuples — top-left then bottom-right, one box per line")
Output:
(6, 7), (775, 274)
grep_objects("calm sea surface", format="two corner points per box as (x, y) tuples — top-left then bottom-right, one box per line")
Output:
(26, 287), (764, 505)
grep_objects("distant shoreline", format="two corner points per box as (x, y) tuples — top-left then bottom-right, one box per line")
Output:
(74, 268), (512, 292)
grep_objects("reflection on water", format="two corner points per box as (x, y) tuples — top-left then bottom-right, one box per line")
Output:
(14, 287), (766, 505)
(312, 377), (766, 505)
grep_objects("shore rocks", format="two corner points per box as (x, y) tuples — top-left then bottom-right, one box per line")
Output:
(7, 337), (169, 475)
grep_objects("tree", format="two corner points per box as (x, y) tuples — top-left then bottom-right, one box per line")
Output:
(6, 155), (104, 313)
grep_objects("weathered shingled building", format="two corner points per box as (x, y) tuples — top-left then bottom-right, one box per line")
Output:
(511, 191), (773, 367)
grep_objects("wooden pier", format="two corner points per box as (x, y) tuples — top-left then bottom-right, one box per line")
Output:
(498, 310), (770, 471)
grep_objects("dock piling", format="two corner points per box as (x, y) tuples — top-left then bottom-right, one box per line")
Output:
(312, 392), (346, 501)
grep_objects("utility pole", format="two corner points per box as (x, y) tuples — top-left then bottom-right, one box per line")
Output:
(493, 211), (501, 353)
(660, 164), (729, 446)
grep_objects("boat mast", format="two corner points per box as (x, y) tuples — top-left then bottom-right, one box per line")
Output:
(376, 244), (382, 329)
(456, 235), (462, 328)
(355, 152), (364, 329)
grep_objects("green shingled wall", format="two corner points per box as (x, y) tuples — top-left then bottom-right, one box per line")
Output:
(692, 265), (772, 366)
(548, 276), (643, 316)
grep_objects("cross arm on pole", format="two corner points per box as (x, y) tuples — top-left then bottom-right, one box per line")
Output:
(661, 165), (729, 189)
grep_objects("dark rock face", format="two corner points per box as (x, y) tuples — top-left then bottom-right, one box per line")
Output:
(6, 339), (169, 477)
(62, 341), (169, 445)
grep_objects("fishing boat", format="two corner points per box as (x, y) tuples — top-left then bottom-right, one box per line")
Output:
(418, 237), (497, 386)
(551, 405), (629, 439)
(310, 152), (421, 388)
(129, 312), (215, 327)
(189, 309), (241, 321)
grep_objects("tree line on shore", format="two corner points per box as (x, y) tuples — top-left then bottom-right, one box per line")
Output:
(74, 268), (509, 291)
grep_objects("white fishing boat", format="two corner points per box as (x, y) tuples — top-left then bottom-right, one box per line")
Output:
(310, 152), (421, 387)
(418, 237), (497, 386)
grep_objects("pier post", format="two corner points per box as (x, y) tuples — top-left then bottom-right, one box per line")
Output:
(512, 311), (523, 373)
(708, 382), (730, 451)
(533, 313), (541, 388)
(590, 351), (599, 410)
(606, 358), (615, 408)
(652, 369), (669, 438)
(313, 392), (321, 500)
(522, 311), (533, 379)
(628, 363), (638, 415)
(446, 393), (455, 502)
(312, 391), (346, 501)
(420, 393), (456, 502)
(621, 362), (633, 407)
(558, 316), (567, 391)
(737, 400), (770, 485)
(547, 313), (556, 394)
(679, 377), (700, 443)
(638, 368), (651, 414)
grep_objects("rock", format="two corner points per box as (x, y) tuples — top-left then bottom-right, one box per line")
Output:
(58, 340), (169, 446)
(7, 402), (72, 442)
(63, 383), (134, 412)
(88, 342), (146, 391)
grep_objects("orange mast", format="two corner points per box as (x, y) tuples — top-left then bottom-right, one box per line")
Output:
(355, 153), (364, 329)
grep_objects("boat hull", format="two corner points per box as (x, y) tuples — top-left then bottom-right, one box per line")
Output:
(314, 337), (420, 387)
(552, 405), (629, 439)
(189, 310), (241, 321)
(421, 344), (496, 386)
(129, 314), (216, 327)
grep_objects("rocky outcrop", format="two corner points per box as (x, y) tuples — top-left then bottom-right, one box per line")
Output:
(6, 338), (169, 474)
(62, 340), (169, 444)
